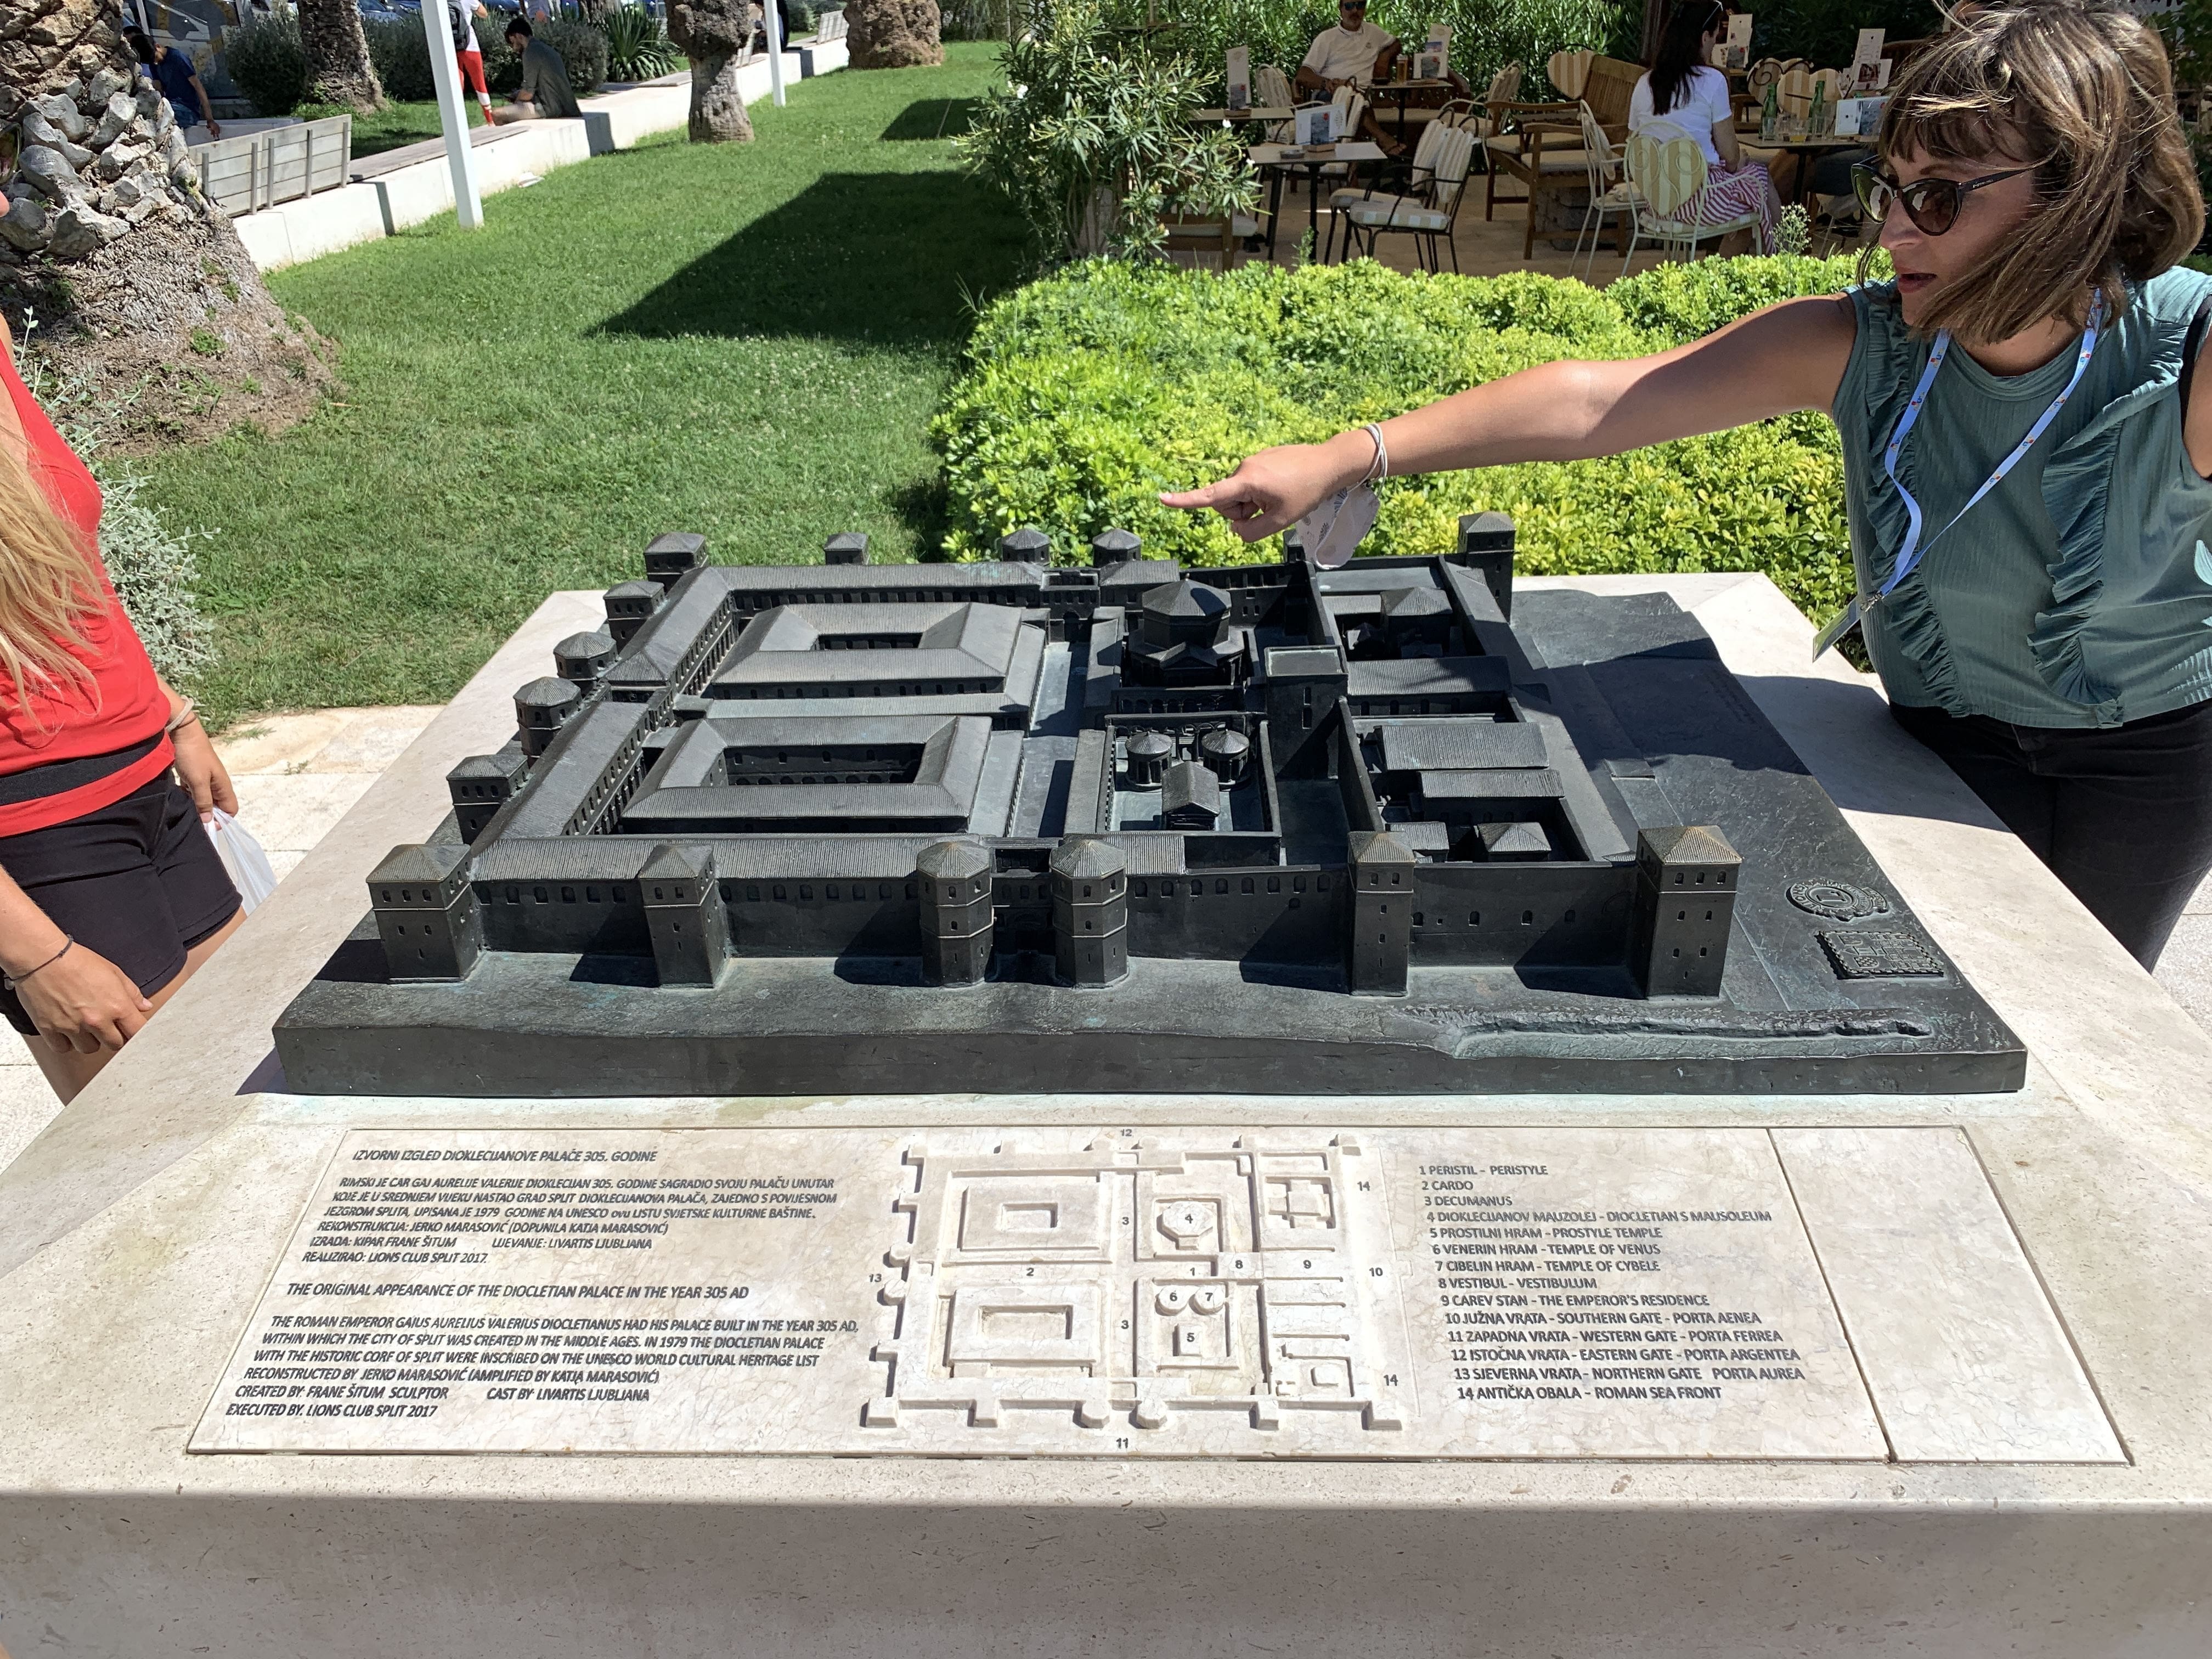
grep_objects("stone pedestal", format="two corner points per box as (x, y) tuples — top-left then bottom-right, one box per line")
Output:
(7, 578), (2212, 1657)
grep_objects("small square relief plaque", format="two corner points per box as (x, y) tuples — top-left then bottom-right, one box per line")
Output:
(1820, 927), (1948, 978)
(188, 1124), (2116, 1464)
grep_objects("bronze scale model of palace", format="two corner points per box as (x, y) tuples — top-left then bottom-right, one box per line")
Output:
(275, 518), (2025, 1096)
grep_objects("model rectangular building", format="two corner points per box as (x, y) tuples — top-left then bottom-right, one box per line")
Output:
(275, 520), (2025, 1096)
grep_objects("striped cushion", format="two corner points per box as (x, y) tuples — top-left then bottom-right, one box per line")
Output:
(1346, 199), (1451, 231)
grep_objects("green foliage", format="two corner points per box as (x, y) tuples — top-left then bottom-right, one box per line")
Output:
(1607, 246), (1885, 345)
(932, 253), (1875, 620)
(964, 0), (1257, 263)
(599, 3), (682, 81)
(224, 14), (312, 118)
(1132, 0), (1632, 97)
(1739, 0), (1942, 70)
(363, 18), (439, 103)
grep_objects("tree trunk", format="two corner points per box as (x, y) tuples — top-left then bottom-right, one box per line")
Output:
(845, 0), (942, 69)
(0, 0), (336, 447)
(575, 0), (612, 21)
(296, 0), (386, 112)
(686, 53), (756, 142)
(669, 0), (755, 142)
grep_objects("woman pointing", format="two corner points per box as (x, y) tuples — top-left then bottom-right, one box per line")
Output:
(1166, 1), (2212, 970)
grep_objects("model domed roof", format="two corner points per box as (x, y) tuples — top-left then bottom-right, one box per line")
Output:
(916, 839), (995, 881)
(1051, 836), (1127, 880)
(1143, 580), (1229, 620)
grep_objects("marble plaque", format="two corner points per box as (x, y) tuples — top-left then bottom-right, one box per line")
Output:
(189, 1126), (2112, 1462)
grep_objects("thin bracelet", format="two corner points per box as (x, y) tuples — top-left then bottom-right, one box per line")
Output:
(4, 935), (73, 992)
(165, 697), (199, 734)
(1361, 422), (1389, 484)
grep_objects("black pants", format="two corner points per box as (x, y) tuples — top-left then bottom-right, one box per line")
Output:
(1891, 699), (2212, 969)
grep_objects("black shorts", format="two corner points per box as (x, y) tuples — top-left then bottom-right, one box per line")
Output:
(0, 777), (242, 1036)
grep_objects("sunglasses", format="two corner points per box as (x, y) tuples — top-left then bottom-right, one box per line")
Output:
(1851, 162), (2035, 235)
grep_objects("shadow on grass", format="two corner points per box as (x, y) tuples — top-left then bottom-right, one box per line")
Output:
(594, 170), (1024, 347)
(880, 97), (978, 140)
(889, 471), (951, 561)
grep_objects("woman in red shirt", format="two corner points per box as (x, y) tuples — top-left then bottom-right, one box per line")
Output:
(0, 316), (241, 1102)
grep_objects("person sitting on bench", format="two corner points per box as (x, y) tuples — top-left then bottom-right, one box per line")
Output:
(490, 18), (581, 124)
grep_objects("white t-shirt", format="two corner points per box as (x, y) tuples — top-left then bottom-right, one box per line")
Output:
(1628, 64), (1733, 163)
(1302, 20), (1395, 86)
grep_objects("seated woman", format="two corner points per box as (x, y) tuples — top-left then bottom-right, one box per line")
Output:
(1628, 0), (1782, 250)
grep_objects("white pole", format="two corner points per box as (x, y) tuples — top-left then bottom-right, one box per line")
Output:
(422, 0), (484, 230)
(766, 0), (785, 108)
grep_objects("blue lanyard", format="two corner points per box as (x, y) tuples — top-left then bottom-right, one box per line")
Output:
(1813, 289), (2107, 659)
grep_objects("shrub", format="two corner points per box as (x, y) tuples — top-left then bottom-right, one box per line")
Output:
(964, 0), (1257, 264)
(223, 14), (312, 118)
(1057, 0), (1634, 101)
(599, 3), (681, 80)
(364, 16), (437, 101)
(931, 254), (1881, 622)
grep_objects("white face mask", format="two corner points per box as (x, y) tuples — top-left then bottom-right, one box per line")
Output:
(1296, 485), (1380, 570)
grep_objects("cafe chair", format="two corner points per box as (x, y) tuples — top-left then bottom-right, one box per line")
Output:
(1325, 113), (1449, 262)
(1618, 133), (1760, 272)
(1547, 48), (1593, 101)
(1570, 101), (1637, 280)
(1256, 63), (1296, 142)
(1466, 59), (1523, 175)
(1338, 123), (1477, 273)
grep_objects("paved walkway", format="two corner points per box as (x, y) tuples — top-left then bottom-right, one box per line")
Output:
(0, 706), (437, 1171)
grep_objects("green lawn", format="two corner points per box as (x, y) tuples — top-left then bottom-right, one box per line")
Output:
(304, 98), (487, 159)
(150, 46), (1018, 729)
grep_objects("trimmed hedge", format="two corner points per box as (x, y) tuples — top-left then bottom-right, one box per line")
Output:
(930, 255), (1877, 620)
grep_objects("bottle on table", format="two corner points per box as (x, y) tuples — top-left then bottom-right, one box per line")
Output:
(1760, 82), (1779, 142)
(1807, 78), (1827, 138)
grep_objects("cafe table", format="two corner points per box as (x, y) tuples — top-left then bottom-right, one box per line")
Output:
(1190, 106), (1295, 124)
(1734, 127), (1868, 208)
(1365, 77), (1457, 143)
(1248, 140), (1386, 261)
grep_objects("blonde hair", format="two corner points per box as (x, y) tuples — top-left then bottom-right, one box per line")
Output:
(0, 439), (102, 713)
(1869, 0), (2204, 342)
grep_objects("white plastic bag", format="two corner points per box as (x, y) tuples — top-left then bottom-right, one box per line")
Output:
(206, 808), (280, 913)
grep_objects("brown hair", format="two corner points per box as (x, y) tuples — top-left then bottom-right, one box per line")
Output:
(1868, 0), (2204, 342)
(0, 429), (102, 716)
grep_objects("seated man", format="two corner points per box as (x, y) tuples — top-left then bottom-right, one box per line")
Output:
(490, 17), (582, 123)
(1297, 0), (1398, 96)
(1295, 0), (1403, 153)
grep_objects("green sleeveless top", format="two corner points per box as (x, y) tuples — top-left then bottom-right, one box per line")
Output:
(1835, 268), (2212, 729)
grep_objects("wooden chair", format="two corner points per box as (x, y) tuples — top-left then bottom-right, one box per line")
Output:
(1618, 133), (1760, 272)
(1162, 215), (1240, 271)
(1547, 48), (1594, 101)
(1579, 54), (1643, 128)
(1482, 100), (1592, 258)
(1340, 123), (1477, 272)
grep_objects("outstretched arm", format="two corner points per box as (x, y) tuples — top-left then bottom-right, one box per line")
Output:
(1162, 294), (1858, 539)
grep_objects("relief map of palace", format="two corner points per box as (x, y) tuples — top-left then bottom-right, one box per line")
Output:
(274, 518), (2024, 1096)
